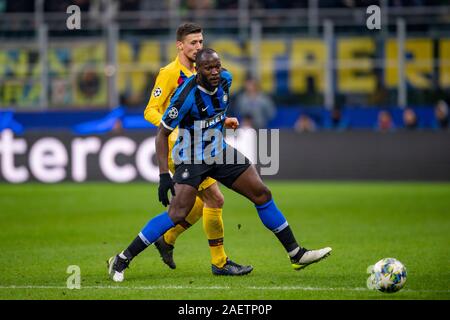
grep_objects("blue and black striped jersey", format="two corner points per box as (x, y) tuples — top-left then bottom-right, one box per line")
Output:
(161, 69), (232, 162)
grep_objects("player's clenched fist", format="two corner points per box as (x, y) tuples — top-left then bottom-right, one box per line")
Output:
(224, 117), (239, 129)
(158, 173), (175, 206)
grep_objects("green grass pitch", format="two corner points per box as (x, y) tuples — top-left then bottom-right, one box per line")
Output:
(0, 182), (449, 300)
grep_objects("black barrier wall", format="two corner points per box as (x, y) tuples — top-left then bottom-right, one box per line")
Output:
(0, 129), (449, 182)
(274, 131), (450, 181)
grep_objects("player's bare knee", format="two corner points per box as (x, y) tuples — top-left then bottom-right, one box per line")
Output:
(168, 207), (189, 224)
(210, 192), (224, 208)
(170, 212), (187, 225)
(261, 186), (272, 204)
(253, 185), (272, 206)
(202, 188), (225, 208)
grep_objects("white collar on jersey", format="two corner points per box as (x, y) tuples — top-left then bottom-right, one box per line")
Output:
(197, 85), (218, 95)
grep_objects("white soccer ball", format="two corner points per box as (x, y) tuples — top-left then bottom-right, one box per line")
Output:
(367, 258), (407, 293)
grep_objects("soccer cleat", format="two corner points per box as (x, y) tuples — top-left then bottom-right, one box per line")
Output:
(291, 247), (332, 271)
(107, 254), (130, 282)
(154, 236), (176, 269)
(212, 259), (254, 276)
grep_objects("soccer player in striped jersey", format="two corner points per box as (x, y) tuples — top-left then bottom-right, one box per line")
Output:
(108, 49), (331, 282)
(107, 23), (252, 281)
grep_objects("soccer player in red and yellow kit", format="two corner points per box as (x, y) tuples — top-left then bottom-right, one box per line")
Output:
(142, 23), (252, 275)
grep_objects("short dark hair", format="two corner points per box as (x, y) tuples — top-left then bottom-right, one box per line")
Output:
(195, 48), (218, 66)
(176, 22), (202, 41)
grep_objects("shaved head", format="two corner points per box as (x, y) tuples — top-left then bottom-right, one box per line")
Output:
(195, 48), (219, 67)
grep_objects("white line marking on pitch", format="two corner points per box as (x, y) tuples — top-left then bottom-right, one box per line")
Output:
(0, 285), (448, 293)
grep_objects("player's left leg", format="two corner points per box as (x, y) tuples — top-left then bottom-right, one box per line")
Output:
(229, 165), (332, 271)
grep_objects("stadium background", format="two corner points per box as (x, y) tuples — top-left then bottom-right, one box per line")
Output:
(0, 0), (449, 300)
(1, 0), (449, 182)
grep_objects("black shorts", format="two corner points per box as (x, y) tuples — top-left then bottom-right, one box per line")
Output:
(173, 145), (251, 189)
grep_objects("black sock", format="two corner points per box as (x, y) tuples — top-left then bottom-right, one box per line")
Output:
(292, 247), (308, 261)
(123, 236), (148, 260)
(274, 225), (304, 257)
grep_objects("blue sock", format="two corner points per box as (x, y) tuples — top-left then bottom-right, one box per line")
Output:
(255, 199), (301, 257)
(138, 211), (175, 246)
(255, 199), (288, 232)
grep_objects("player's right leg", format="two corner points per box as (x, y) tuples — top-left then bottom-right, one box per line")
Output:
(154, 196), (203, 269)
(198, 181), (253, 276)
(230, 165), (332, 271)
(154, 135), (204, 269)
(108, 183), (197, 282)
